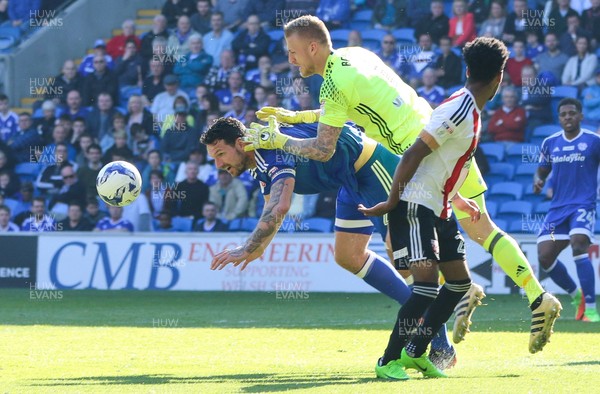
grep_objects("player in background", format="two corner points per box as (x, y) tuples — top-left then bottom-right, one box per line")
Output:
(244, 15), (557, 353)
(201, 118), (474, 369)
(534, 98), (600, 322)
(359, 37), (561, 380)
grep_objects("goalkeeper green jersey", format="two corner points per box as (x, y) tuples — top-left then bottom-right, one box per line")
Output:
(318, 46), (433, 154)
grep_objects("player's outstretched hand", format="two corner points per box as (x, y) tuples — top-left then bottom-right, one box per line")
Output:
(358, 201), (395, 217)
(257, 106), (317, 124)
(211, 246), (252, 271)
(242, 115), (289, 151)
(533, 177), (544, 194)
(452, 195), (481, 223)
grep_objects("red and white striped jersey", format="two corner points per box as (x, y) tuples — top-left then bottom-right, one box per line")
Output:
(400, 87), (481, 219)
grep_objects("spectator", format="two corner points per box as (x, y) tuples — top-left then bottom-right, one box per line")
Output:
(115, 39), (144, 104)
(140, 14), (169, 62)
(479, 0), (506, 39)
(161, 107), (200, 163)
(6, 112), (43, 164)
(78, 39), (115, 77)
(122, 189), (152, 231)
(209, 169), (248, 221)
(149, 36), (177, 77)
(285, 0), (318, 17)
(83, 198), (107, 227)
(174, 148), (213, 183)
(39, 125), (77, 164)
(77, 143), (102, 199)
(94, 205), (134, 232)
(167, 15), (199, 58)
(547, 0), (579, 36)
(0, 0), (8, 26)
(74, 129), (92, 168)
(417, 68), (445, 108)
(434, 36), (462, 89)
(150, 74), (190, 120)
(190, 0), (212, 34)
(125, 95), (154, 136)
(0, 171), (19, 198)
(414, 0), (449, 45)
(232, 15), (270, 71)
(520, 65), (553, 131)
(316, 0), (351, 30)
(376, 35), (401, 72)
(86, 92), (118, 142)
(373, 0), (408, 30)
(8, 0), (40, 32)
(204, 50), (244, 91)
(155, 210), (177, 232)
(173, 33), (214, 96)
(468, 0), (491, 24)
(102, 129), (133, 164)
(20, 197), (56, 232)
(203, 12), (235, 67)
(107, 19), (141, 59)
(535, 32), (569, 82)
(404, 34), (436, 87)
(0, 94), (18, 143)
(562, 36), (598, 90)
(58, 202), (93, 231)
(142, 150), (175, 193)
(142, 59), (166, 103)
(46, 60), (82, 105)
(487, 86), (527, 143)
(582, 0), (600, 48)
(194, 201), (228, 231)
(61, 90), (88, 121)
(245, 56), (277, 89)
(82, 54), (119, 106)
(215, 71), (251, 113)
(448, 0), (476, 47)
(147, 170), (173, 218)
(130, 123), (159, 164)
(223, 94), (247, 122)
(503, 0), (541, 44)
(49, 164), (86, 217)
(162, 0), (195, 28)
(559, 14), (589, 57)
(582, 71), (600, 122)
(525, 31), (545, 60)
(347, 30), (362, 47)
(34, 100), (57, 143)
(0, 204), (19, 232)
(172, 161), (209, 220)
(36, 143), (76, 196)
(252, 86), (268, 110)
(243, 0), (285, 30)
(506, 39), (533, 87)
(214, 0), (249, 31)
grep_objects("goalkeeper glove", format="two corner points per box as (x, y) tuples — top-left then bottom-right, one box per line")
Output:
(242, 115), (289, 151)
(256, 106), (318, 124)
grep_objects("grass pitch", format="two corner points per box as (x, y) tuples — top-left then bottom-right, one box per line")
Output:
(1, 290), (599, 393)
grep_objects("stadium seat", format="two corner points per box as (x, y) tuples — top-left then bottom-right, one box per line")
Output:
(479, 143), (504, 163)
(494, 218), (507, 230)
(532, 124), (561, 139)
(485, 200), (498, 218)
(352, 9), (373, 21)
(0, 26), (20, 50)
(497, 201), (533, 223)
(171, 216), (193, 232)
(278, 216), (297, 233)
(535, 200), (552, 214)
(522, 192), (545, 205)
(329, 29), (351, 41)
(445, 84), (463, 97)
(488, 162), (515, 181)
(553, 85), (578, 99)
(550, 98), (561, 122)
(488, 182), (523, 205)
(513, 163), (538, 188)
(3, 198), (18, 214)
(361, 29), (387, 48)
(240, 218), (259, 232)
(391, 28), (415, 43)
(505, 143), (537, 167)
(332, 39), (347, 49)
(349, 20), (372, 31)
(300, 217), (333, 233)
(267, 30), (284, 42)
(14, 162), (41, 182)
(582, 122), (599, 131)
(507, 220), (528, 233)
(228, 218), (244, 231)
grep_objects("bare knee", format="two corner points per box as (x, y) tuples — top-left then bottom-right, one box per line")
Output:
(334, 249), (368, 273)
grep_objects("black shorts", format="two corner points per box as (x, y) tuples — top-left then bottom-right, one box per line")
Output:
(388, 200), (466, 270)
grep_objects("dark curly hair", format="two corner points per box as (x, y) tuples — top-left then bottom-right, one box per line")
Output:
(200, 117), (246, 146)
(463, 37), (509, 84)
(558, 97), (582, 113)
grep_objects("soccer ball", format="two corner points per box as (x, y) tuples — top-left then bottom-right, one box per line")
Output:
(96, 161), (142, 207)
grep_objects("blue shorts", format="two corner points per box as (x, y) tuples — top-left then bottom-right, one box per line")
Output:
(335, 145), (399, 239)
(537, 204), (596, 243)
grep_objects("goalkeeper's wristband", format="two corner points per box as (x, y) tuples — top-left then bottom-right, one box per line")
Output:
(297, 110), (318, 123)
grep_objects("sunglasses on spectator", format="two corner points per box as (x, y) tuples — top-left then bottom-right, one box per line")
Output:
(63, 174), (75, 180)
(383, 41), (395, 44)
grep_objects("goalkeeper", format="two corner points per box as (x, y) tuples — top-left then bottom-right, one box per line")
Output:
(245, 15), (557, 354)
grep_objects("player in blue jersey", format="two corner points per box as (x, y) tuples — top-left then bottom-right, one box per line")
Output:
(201, 117), (480, 369)
(534, 98), (600, 322)
(94, 206), (134, 232)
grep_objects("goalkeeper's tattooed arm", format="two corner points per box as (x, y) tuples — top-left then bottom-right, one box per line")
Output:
(284, 123), (342, 162)
(210, 177), (295, 270)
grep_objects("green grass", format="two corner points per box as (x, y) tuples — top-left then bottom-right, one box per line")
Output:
(1, 290), (599, 393)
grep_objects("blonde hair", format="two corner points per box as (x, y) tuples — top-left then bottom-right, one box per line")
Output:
(284, 15), (332, 49)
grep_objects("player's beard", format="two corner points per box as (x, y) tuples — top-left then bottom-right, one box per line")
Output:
(298, 63), (315, 78)
(229, 151), (253, 176)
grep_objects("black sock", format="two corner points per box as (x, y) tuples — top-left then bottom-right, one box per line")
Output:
(381, 282), (438, 365)
(529, 292), (544, 311)
(406, 279), (471, 358)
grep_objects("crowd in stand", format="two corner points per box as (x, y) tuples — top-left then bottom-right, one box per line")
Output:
(1, 0), (600, 233)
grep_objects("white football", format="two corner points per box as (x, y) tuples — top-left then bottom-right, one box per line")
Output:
(96, 161), (142, 207)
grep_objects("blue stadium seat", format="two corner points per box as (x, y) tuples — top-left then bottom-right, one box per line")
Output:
(0, 26), (20, 50)
(534, 200), (552, 214)
(513, 163), (538, 188)
(522, 192), (545, 205)
(267, 30), (284, 42)
(240, 218), (259, 232)
(484, 174), (506, 188)
(550, 98), (561, 122)
(479, 143), (504, 163)
(392, 28), (415, 43)
(172, 216), (193, 232)
(349, 20), (372, 31)
(14, 162), (41, 182)
(488, 162), (515, 181)
(299, 217), (333, 233)
(488, 182), (523, 205)
(497, 201), (533, 222)
(505, 143), (538, 167)
(532, 124), (561, 138)
(3, 198), (18, 215)
(507, 220), (527, 233)
(278, 216), (297, 233)
(493, 218), (507, 230)
(595, 220), (600, 234)
(582, 122), (599, 131)
(553, 85), (578, 99)
(228, 218), (243, 231)
(353, 9), (373, 21)
(445, 84), (463, 97)
(332, 39), (347, 49)
(362, 29), (388, 42)
(485, 200), (498, 218)
(329, 29), (351, 41)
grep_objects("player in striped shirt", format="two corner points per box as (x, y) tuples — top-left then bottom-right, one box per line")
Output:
(359, 37), (560, 379)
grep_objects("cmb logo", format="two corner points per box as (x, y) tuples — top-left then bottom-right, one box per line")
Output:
(48, 242), (184, 290)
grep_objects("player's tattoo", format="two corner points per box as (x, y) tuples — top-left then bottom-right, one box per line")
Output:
(283, 123), (341, 162)
(243, 178), (294, 254)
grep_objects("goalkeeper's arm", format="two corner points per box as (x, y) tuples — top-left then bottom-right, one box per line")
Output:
(283, 122), (341, 162)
